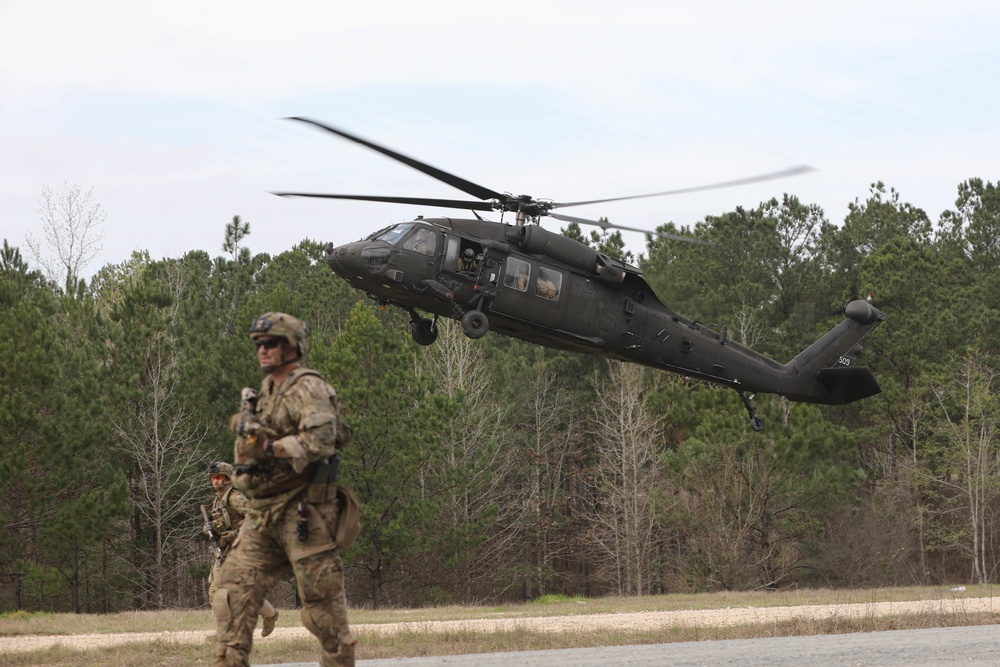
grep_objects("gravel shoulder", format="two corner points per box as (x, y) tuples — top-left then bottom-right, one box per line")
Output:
(3, 596), (997, 655)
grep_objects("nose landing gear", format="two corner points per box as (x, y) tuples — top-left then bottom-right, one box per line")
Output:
(408, 309), (439, 346)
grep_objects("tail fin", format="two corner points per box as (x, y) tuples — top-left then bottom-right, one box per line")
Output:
(780, 300), (886, 405)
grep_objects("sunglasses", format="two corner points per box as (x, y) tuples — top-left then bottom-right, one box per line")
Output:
(209, 474), (228, 482)
(254, 337), (283, 350)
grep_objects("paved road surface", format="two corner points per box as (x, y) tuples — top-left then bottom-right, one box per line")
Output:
(261, 625), (1000, 667)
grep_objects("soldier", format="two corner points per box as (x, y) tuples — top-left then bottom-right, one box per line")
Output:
(203, 461), (278, 637)
(213, 312), (359, 667)
(457, 247), (478, 274)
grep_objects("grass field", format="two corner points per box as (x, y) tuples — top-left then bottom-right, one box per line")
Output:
(2, 585), (998, 666)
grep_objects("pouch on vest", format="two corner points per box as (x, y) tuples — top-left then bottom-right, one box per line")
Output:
(307, 457), (340, 504)
(334, 485), (362, 550)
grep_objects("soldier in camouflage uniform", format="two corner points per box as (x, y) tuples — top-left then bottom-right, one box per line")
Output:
(204, 461), (278, 637)
(212, 312), (358, 667)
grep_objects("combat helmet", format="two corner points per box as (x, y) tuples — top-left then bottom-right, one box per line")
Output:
(208, 461), (234, 478)
(249, 312), (309, 358)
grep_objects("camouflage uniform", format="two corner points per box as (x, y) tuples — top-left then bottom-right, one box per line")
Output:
(213, 313), (357, 667)
(205, 462), (278, 634)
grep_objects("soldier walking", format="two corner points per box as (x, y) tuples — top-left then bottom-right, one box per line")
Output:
(203, 461), (278, 636)
(213, 312), (359, 667)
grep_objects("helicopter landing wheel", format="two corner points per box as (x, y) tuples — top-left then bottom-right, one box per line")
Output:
(411, 317), (438, 346)
(750, 416), (764, 432)
(460, 310), (489, 339)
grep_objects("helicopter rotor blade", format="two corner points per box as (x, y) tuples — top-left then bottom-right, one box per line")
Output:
(547, 212), (710, 245)
(272, 192), (496, 212)
(286, 117), (505, 202)
(550, 164), (816, 209)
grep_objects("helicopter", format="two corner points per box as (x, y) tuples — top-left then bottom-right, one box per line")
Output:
(275, 117), (885, 431)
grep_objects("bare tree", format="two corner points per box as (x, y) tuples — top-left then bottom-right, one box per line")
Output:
(523, 362), (580, 597)
(733, 296), (770, 348)
(26, 183), (107, 287)
(424, 321), (521, 599)
(932, 354), (1000, 584)
(588, 360), (668, 595)
(112, 334), (208, 608)
(675, 433), (802, 590)
(108, 260), (208, 607)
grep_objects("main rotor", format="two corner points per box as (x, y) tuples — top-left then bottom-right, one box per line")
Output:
(273, 116), (814, 243)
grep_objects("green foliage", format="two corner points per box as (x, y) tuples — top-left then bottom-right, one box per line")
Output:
(1, 249), (130, 611)
(8, 169), (1000, 610)
(313, 301), (443, 607)
(666, 394), (863, 590)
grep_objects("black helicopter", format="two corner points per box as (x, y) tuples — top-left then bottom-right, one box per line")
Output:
(275, 117), (885, 431)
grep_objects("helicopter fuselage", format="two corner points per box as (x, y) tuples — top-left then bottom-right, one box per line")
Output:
(324, 216), (885, 413)
(279, 117), (881, 430)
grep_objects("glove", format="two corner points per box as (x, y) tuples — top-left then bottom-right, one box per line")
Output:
(236, 435), (269, 463)
(237, 419), (264, 440)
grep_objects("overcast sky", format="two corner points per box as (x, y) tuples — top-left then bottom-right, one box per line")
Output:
(2, 0), (998, 278)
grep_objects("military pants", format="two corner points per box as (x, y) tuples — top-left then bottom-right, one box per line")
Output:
(212, 496), (355, 667)
(209, 556), (277, 624)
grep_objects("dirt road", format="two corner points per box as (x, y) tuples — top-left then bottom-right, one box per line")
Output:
(2, 596), (997, 655)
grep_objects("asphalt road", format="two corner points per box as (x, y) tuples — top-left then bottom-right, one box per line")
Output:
(260, 625), (1000, 667)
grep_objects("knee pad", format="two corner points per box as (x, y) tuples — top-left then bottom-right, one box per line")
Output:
(212, 587), (232, 624)
(300, 605), (322, 636)
(301, 605), (345, 650)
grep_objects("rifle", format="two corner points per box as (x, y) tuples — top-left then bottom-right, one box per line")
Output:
(234, 388), (267, 467)
(200, 504), (222, 558)
(237, 387), (259, 442)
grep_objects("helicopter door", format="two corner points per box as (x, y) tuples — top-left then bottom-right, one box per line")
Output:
(441, 236), (482, 277)
(491, 257), (566, 329)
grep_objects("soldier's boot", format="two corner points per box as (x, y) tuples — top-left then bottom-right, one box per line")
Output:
(261, 605), (278, 637)
(215, 644), (250, 667)
(321, 636), (357, 667)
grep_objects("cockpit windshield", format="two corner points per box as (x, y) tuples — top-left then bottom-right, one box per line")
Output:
(369, 223), (414, 246)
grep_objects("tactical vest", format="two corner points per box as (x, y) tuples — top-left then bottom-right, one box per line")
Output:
(209, 486), (236, 536)
(237, 368), (349, 498)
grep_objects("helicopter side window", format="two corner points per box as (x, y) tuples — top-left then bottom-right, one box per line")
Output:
(503, 257), (530, 292)
(536, 266), (562, 302)
(444, 236), (461, 271)
(373, 223), (414, 246)
(401, 227), (436, 256)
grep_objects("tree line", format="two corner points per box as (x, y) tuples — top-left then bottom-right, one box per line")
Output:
(2, 178), (999, 612)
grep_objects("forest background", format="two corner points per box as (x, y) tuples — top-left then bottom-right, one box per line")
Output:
(2, 177), (1000, 614)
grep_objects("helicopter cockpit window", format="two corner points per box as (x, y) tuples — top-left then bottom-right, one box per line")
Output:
(503, 257), (530, 292)
(401, 227), (436, 256)
(536, 266), (562, 302)
(373, 223), (414, 246)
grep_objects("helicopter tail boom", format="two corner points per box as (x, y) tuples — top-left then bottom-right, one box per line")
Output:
(780, 299), (886, 405)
